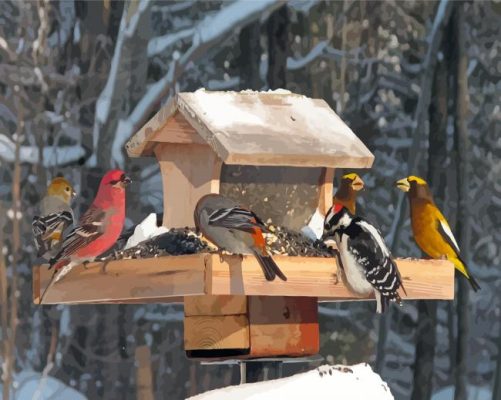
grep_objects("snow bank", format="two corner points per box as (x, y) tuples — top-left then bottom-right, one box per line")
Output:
(188, 363), (393, 400)
(0, 370), (86, 400)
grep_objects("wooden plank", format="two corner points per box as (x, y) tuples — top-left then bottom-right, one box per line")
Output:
(150, 112), (206, 145)
(318, 167), (334, 215)
(207, 254), (454, 300)
(154, 143), (222, 228)
(36, 254), (207, 304)
(126, 97), (178, 157)
(34, 253), (454, 304)
(184, 315), (250, 350)
(248, 296), (319, 357)
(184, 295), (247, 317)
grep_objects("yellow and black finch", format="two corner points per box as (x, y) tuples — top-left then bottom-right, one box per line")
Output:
(396, 175), (480, 291)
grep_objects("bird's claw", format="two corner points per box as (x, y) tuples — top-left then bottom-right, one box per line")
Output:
(82, 261), (90, 270)
(218, 249), (232, 263)
(100, 261), (109, 274)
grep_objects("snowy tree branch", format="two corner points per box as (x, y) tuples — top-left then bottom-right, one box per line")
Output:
(147, 27), (194, 57)
(92, 0), (152, 153)
(0, 134), (86, 167)
(111, 0), (285, 167)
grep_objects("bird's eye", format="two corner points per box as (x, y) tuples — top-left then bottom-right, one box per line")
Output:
(65, 187), (70, 192)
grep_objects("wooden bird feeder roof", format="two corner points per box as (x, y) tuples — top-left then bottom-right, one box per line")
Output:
(125, 89), (374, 168)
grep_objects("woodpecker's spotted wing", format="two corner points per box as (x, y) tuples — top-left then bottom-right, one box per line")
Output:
(345, 218), (405, 310)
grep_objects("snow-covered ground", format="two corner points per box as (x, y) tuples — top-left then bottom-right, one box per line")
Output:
(0, 370), (87, 400)
(189, 363), (393, 400)
(432, 385), (491, 400)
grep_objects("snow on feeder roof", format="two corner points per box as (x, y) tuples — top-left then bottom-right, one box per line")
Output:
(126, 89), (374, 168)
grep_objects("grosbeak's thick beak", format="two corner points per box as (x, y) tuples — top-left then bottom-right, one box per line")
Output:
(71, 190), (77, 199)
(121, 174), (132, 186)
(351, 175), (364, 192)
(395, 178), (410, 192)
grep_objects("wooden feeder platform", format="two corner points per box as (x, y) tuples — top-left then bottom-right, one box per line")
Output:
(34, 254), (454, 359)
(34, 89), (456, 361)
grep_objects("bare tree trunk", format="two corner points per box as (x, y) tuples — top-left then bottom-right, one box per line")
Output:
(266, 5), (289, 89)
(338, 0), (349, 113)
(3, 98), (23, 400)
(453, 2), (470, 399)
(136, 345), (154, 400)
(410, 20), (450, 399)
(0, 201), (8, 397)
(493, 324), (501, 400)
(377, 0), (454, 374)
(239, 21), (262, 90)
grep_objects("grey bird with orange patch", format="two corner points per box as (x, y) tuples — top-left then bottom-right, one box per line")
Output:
(194, 194), (287, 282)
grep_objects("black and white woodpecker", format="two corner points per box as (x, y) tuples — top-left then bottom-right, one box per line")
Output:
(323, 205), (406, 313)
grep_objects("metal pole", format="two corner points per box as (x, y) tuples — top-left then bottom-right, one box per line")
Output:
(239, 361), (247, 385)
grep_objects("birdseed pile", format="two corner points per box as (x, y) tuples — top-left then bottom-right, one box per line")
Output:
(97, 225), (334, 262)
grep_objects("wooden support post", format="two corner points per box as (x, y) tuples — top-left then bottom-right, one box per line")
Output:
(318, 167), (334, 215)
(184, 295), (319, 360)
(154, 143), (222, 228)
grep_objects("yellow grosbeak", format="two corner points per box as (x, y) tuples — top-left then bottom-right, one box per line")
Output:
(333, 172), (364, 214)
(396, 175), (480, 291)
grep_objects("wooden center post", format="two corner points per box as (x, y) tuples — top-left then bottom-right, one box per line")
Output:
(184, 295), (319, 359)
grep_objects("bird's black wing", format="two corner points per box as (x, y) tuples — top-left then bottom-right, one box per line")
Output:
(50, 206), (106, 265)
(208, 206), (268, 233)
(345, 219), (402, 298)
(32, 211), (74, 255)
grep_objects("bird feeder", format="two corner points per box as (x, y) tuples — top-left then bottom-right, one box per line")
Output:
(33, 90), (454, 361)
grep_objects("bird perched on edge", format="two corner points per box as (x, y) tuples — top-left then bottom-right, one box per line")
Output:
(396, 175), (480, 291)
(333, 172), (365, 214)
(194, 194), (287, 281)
(40, 170), (131, 302)
(32, 177), (76, 261)
(301, 172), (365, 241)
(323, 206), (406, 313)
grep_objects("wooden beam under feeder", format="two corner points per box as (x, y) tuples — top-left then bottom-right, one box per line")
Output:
(34, 90), (456, 361)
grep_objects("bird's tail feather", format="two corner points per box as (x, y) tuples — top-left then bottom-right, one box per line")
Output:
(452, 256), (481, 292)
(376, 291), (390, 314)
(466, 273), (481, 292)
(252, 251), (287, 282)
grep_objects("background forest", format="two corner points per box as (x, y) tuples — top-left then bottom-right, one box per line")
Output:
(0, 1), (500, 399)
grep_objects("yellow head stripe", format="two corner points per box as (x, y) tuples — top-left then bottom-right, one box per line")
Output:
(407, 175), (427, 185)
(342, 173), (359, 181)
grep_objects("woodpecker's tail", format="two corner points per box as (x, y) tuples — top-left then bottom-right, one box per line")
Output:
(252, 250), (287, 282)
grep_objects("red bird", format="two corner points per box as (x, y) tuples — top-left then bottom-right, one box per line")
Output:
(41, 170), (130, 301)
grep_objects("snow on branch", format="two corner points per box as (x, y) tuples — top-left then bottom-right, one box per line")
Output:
(111, 0), (284, 167)
(189, 363), (394, 400)
(0, 134), (85, 166)
(92, 0), (152, 153)
(147, 27), (194, 57)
